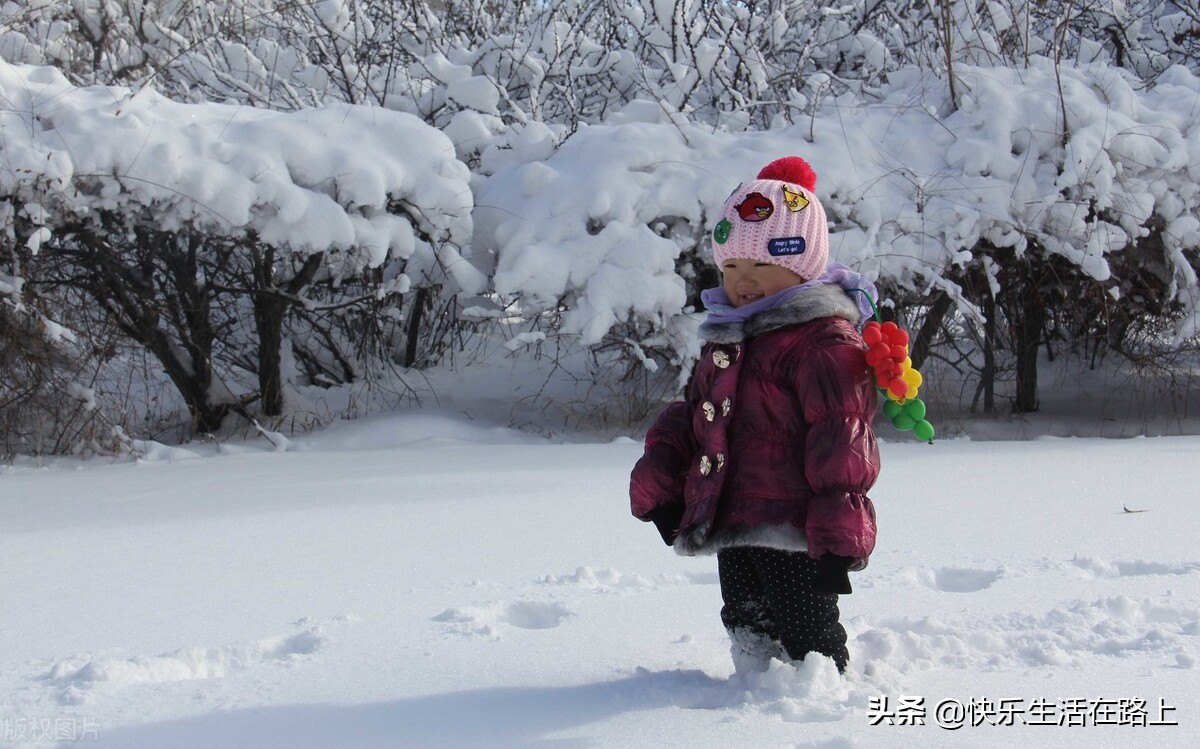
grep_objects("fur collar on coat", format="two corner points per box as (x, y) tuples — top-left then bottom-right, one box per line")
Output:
(698, 284), (863, 344)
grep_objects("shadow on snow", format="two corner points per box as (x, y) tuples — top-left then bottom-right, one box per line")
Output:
(86, 668), (731, 749)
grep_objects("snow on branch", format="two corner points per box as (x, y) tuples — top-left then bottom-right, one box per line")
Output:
(0, 60), (482, 291)
(475, 59), (1200, 349)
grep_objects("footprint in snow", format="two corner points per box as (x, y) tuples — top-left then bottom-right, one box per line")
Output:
(924, 566), (1002, 593)
(537, 565), (718, 593)
(1071, 557), (1200, 578)
(502, 601), (573, 629)
(873, 565), (1003, 593)
(41, 622), (330, 704)
(433, 600), (573, 638)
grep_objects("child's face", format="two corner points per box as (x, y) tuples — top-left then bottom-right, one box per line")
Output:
(720, 258), (805, 307)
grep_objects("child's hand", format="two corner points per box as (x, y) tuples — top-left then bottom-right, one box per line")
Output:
(647, 505), (686, 546)
(813, 553), (855, 595)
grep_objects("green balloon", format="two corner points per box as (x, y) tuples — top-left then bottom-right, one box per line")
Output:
(882, 400), (903, 419)
(903, 398), (926, 421)
(892, 413), (916, 431)
(914, 420), (935, 441)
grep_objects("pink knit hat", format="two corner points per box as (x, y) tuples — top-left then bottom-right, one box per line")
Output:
(711, 156), (829, 281)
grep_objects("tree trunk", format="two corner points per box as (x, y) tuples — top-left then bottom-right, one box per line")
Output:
(404, 286), (430, 367)
(251, 248), (324, 417)
(1001, 259), (1046, 415)
(252, 247), (287, 417)
(170, 235), (225, 432)
(909, 290), (952, 372)
(1011, 287), (1044, 413)
(255, 299), (287, 416)
(982, 283), (996, 414)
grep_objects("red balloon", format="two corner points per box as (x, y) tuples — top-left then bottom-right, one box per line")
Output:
(892, 328), (910, 346)
(862, 324), (882, 345)
(890, 344), (907, 359)
(888, 379), (908, 397)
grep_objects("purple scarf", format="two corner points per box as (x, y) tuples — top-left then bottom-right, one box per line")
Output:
(701, 263), (879, 327)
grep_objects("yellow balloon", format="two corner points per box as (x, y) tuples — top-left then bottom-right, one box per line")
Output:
(905, 384), (919, 399)
(902, 368), (923, 387)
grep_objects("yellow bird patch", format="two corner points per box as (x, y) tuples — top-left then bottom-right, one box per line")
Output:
(782, 185), (809, 213)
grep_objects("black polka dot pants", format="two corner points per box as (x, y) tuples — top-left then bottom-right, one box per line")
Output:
(717, 546), (849, 672)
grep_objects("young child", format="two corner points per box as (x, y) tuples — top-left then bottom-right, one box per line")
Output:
(629, 156), (880, 675)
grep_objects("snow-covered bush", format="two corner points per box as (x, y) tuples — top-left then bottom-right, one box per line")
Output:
(0, 59), (481, 436)
(477, 57), (1200, 414)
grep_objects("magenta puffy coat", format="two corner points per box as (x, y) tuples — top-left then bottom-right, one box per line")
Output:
(630, 285), (879, 561)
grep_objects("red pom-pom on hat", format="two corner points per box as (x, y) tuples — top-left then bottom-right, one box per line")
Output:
(757, 156), (817, 192)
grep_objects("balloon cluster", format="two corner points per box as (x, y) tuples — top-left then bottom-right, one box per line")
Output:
(862, 320), (935, 442)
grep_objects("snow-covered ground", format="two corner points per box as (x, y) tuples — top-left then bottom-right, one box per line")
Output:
(2, 411), (1198, 748)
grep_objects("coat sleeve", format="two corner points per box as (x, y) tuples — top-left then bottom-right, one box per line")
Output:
(796, 327), (880, 561)
(629, 399), (695, 521)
